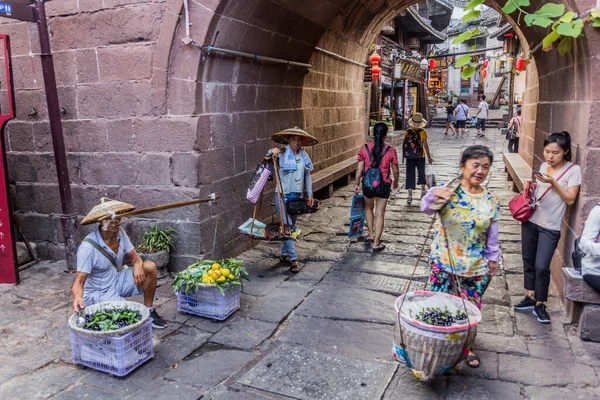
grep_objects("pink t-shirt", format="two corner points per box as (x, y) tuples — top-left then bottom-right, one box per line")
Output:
(358, 143), (399, 184)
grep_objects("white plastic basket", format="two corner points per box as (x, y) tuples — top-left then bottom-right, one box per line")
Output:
(393, 290), (482, 381)
(176, 284), (241, 320)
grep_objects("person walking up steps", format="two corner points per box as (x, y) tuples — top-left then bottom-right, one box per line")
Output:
(475, 95), (489, 138)
(454, 99), (469, 138)
(402, 113), (433, 205)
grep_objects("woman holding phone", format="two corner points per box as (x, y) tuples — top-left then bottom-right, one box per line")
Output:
(513, 131), (581, 323)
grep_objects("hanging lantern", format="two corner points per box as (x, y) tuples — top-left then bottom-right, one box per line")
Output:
(369, 51), (381, 80)
(515, 57), (525, 71)
(483, 59), (489, 69)
(482, 69), (487, 78)
(429, 59), (436, 70)
(420, 58), (428, 70)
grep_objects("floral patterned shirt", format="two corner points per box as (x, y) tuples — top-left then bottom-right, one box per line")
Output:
(428, 185), (501, 277)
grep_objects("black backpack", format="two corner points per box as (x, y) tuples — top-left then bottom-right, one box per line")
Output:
(403, 128), (424, 160)
(572, 237), (585, 272)
(362, 144), (391, 196)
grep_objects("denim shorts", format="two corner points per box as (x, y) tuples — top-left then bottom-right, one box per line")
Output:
(84, 267), (143, 306)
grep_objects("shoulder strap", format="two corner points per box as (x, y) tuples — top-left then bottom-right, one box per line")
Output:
(381, 145), (391, 158)
(83, 238), (118, 269)
(364, 144), (375, 165)
(538, 164), (576, 202)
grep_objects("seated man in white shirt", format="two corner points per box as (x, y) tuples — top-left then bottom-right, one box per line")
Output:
(71, 201), (167, 329)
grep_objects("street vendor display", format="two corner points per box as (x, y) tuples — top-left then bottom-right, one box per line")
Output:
(173, 258), (249, 320)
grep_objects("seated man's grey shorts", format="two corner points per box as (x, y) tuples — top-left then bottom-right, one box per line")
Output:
(84, 268), (144, 305)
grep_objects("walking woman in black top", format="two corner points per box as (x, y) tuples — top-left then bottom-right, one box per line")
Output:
(445, 99), (457, 136)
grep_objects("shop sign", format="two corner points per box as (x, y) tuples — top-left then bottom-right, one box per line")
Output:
(398, 59), (425, 82)
(381, 75), (392, 86)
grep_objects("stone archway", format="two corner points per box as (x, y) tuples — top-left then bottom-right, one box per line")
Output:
(167, 0), (598, 288)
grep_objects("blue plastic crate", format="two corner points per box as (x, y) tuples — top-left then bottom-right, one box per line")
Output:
(176, 284), (241, 320)
(69, 319), (154, 376)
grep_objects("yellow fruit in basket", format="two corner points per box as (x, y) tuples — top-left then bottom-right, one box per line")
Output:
(221, 268), (231, 278)
(206, 277), (215, 284)
(216, 276), (227, 283)
(201, 273), (209, 280)
(227, 274), (236, 281)
(201, 278), (210, 284)
(211, 270), (221, 279)
(211, 263), (221, 271)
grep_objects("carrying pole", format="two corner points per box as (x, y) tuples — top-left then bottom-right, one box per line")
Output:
(35, 0), (78, 269)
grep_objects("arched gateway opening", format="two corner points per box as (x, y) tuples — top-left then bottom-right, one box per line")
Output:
(3, 0), (597, 286)
(163, 0), (596, 284)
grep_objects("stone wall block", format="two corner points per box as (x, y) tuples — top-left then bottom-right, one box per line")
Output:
(168, 78), (199, 115)
(136, 152), (172, 186)
(172, 153), (200, 187)
(579, 304), (600, 342)
(63, 119), (109, 152)
(198, 147), (235, 183)
(75, 49), (99, 84)
(106, 119), (135, 151)
(11, 55), (43, 90)
(98, 44), (154, 82)
(77, 82), (152, 119)
(234, 145), (246, 174)
(78, 0), (105, 12)
(79, 153), (141, 186)
(584, 149), (600, 196)
(46, 0), (78, 16)
(14, 212), (61, 242)
(235, 60), (262, 85)
(210, 112), (257, 149)
(199, 172), (253, 217)
(50, 4), (164, 50)
(118, 186), (201, 221)
(1, 23), (33, 56)
(12, 183), (62, 214)
(105, 0), (156, 7)
(244, 138), (271, 173)
(200, 82), (228, 115)
(133, 116), (198, 152)
(124, 219), (202, 256)
(258, 63), (288, 86)
(196, 115), (212, 152)
(31, 122), (53, 152)
(71, 185), (121, 216)
(6, 121), (34, 152)
(15, 89), (48, 120)
(227, 85), (258, 113)
(7, 153), (65, 183)
(57, 86), (79, 120)
(53, 51), (77, 86)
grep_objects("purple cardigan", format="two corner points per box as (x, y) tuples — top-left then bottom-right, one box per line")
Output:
(421, 188), (500, 263)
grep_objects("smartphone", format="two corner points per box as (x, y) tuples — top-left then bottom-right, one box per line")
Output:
(533, 170), (543, 176)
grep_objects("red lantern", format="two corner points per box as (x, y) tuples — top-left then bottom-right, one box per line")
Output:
(369, 51), (381, 80)
(483, 60), (489, 69)
(429, 59), (436, 70)
(482, 69), (487, 78)
(515, 57), (525, 71)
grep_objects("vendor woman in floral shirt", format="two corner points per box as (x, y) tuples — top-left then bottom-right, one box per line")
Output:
(420, 145), (501, 369)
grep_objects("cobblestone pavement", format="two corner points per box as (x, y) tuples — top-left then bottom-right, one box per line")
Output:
(2, 128), (600, 399)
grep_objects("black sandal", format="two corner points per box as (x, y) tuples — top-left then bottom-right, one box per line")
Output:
(290, 261), (300, 273)
(372, 244), (386, 253)
(466, 353), (480, 368)
(280, 255), (290, 264)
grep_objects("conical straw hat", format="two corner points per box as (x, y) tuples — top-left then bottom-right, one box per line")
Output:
(271, 127), (319, 146)
(80, 198), (136, 225)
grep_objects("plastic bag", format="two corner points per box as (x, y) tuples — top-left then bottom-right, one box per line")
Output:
(426, 164), (437, 188)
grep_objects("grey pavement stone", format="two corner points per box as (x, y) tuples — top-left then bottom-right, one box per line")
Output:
(506, 274), (524, 296)
(152, 321), (183, 339)
(304, 248), (344, 262)
(241, 270), (288, 297)
(514, 310), (566, 339)
(0, 364), (88, 399)
(580, 304), (600, 341)
(154, 298), (192, 325)
(498, 353), (598, 386)
(51, 384), (118, 400)
(210, 318), (277, 350)
(208, 386), (285, 399)
(524, 386), (600, 400)
(127, 378), (204, 399)
(277, 315), (394, 361)
(527, 343), (575, 362)
(154, 326), (212, 365)
(445, 377), (521, 400)
(333, 253), (429, 280)
(568, 332), (600, 366)
(479, 304), (514, 336)
(165, 349), (256, 389)
(347, 241), (422, 257)
(472, 332), (528, 356)
(382, 367), (448, 399)
(321, 270), (426, 296)
(81, 357), (170, 397)
(0, 362), (27, 386)
(2, 335), (67, 371)
(295, 284), (397, 325)
(453, 350), (499, 380)
(484, 276), (511, 306)
(366, 252), (430, 266)
(238, 343), (396, 400)
(242, 281), (313, 323)
(287, 261), (333, 283)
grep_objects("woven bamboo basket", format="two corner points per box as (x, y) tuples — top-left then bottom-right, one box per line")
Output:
(68, 300), (150, 337)
(393, 291), (481, 381)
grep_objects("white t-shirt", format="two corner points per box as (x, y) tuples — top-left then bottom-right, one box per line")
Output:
(477, 101), (489, 119)
(455, 104), (469, 120)
(529, 162), (582, 231)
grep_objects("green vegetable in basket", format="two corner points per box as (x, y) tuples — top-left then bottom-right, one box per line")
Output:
(83, 307), (142, 332)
